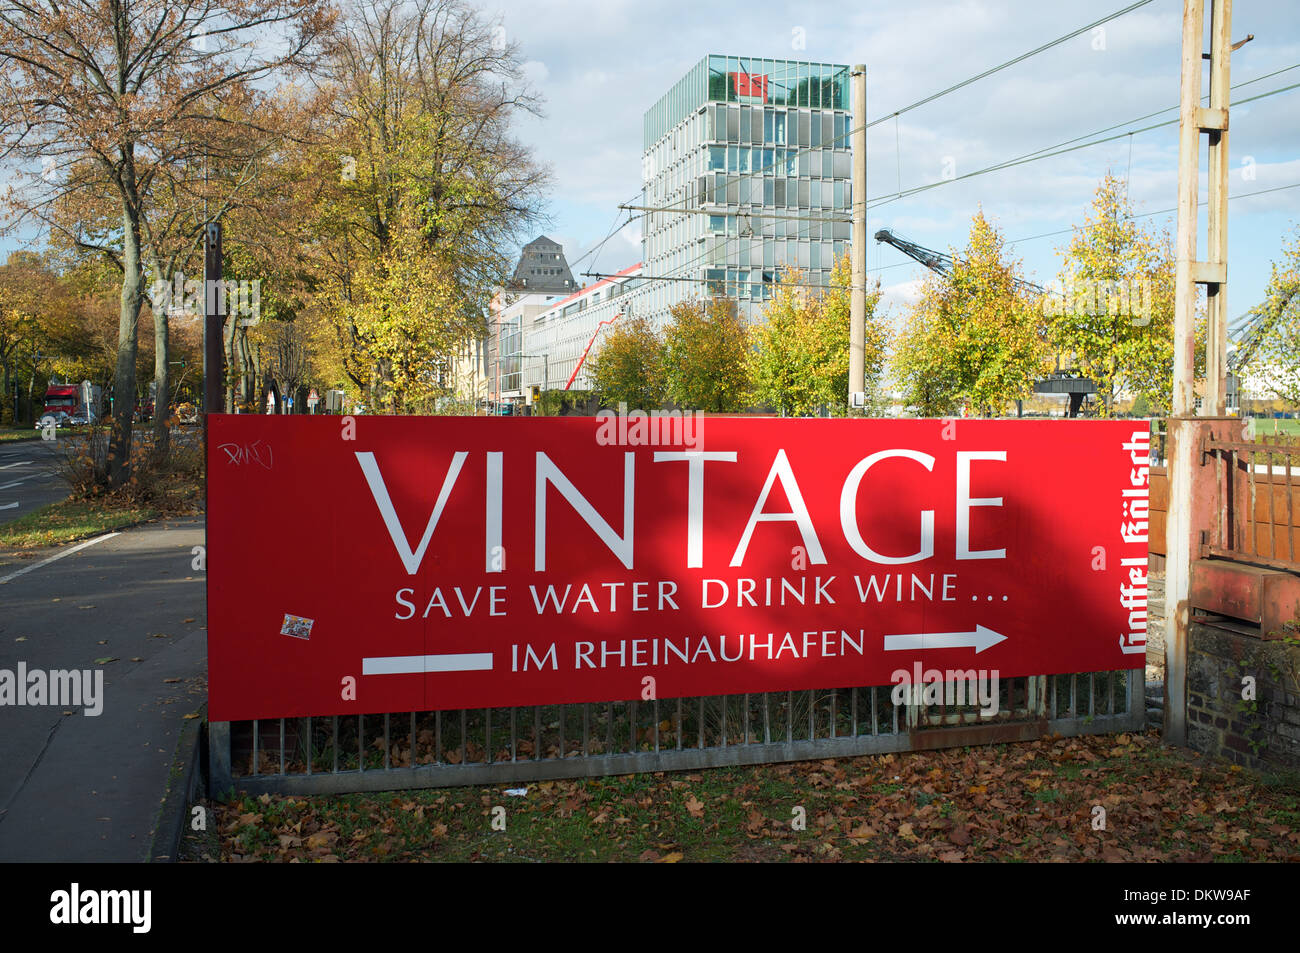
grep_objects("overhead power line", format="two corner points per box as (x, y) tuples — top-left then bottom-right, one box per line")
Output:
(631, 0), (1163, 223)
(608, 181), (1300, 291)
(577, 15), (1297, 297)
(627, 75), (1300, 296)
(867, 80), (1300, 210)
(865, 0), (1157, 129)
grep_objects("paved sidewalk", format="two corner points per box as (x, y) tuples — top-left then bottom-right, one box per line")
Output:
(0, 517), (206, 861)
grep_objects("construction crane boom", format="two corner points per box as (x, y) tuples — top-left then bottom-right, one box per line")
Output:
(874, 227), (1050, 296)
(873, 227), (1091, 415)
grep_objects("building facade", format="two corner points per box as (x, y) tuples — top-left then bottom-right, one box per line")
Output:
(640, 55), (854, 324)
(449, 237), (580, 407)
(499, 56), (858, 407)
(508, 235), (578, 295)
(523, 264), (650, 394)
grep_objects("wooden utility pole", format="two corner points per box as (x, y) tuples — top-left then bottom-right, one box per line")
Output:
(1166, 0), (1233, 746)
(848, 64), (867, 410)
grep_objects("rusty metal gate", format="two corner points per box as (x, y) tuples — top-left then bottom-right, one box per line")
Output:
(209, 670), (1143, 795)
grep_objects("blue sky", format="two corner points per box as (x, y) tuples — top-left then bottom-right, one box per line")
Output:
(483, 0), (1300, 326)
(2, 0), (1295, 332)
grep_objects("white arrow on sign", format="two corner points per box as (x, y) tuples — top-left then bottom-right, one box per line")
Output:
(363, 653), (493, 675)
(883, 624), (1007, 654)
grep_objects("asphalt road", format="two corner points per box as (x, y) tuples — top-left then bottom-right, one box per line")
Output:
(0, 517), (207, 861)
(0, 437), (71, 528)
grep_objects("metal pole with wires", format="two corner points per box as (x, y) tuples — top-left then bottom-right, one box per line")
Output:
(849, 64), (867, 412)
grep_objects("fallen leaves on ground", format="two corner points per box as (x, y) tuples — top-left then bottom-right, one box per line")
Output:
(202, 730), (1300, 863)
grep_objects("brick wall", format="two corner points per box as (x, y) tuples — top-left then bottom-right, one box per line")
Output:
(1187, 621), (1300, 770)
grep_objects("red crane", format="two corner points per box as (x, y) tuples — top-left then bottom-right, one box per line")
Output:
(564, 311), (625, 390)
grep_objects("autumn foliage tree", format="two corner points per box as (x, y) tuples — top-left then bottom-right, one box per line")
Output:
(587, 314), (667, 410)
(1047, 173), (1178, 415)
(0, 0), (335, 483)
(892, 210), (1049, 417)
(303, 0), (549, 413)
(663, 296), (750, 412)
(750, 256), (889, 416)
(1238, 224), (1300, 405)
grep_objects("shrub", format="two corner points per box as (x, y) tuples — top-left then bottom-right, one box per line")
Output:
(55, 424), (204, 509)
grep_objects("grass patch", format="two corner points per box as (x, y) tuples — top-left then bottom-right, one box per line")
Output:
(1250, 418), (1300, 437)
(0, 427), (39, 444)
(0, 497), (157, 549)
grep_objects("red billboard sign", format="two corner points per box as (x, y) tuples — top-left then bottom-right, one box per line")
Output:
(207, 415), (1150, 720)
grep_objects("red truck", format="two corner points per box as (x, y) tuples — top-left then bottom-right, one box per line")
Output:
(42, 381), (102, 422)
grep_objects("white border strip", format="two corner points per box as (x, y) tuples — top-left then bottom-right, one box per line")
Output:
(362, 653), (494, 675)
(0, 532), (120, 585)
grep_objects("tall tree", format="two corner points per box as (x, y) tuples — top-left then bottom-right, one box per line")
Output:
(306, 0), (549, 413)
(663, 296), (749, 413)
(587, 314), (666, 410)
(0, 0), (335, 483)
(750, 256), (889, 416)
(1047, 173), (1178, 415)
(892, 209), (1048, 416)
(0, 252), (55, 424)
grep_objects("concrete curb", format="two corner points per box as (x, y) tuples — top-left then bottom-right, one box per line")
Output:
(149, 703), (207, 863)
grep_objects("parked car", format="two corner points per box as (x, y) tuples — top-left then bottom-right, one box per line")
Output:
(35, 411), (71, 431)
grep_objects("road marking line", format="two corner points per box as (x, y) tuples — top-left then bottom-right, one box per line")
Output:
(0, 502), (17, 510)
(362, 653), (494, 675)
(0, 480), (27, 490)
(0, 461), (32, 470)
(0, 532), (121, 585)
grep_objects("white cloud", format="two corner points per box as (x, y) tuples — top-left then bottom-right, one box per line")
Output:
(520, 60), (550, 86)
(879, 277), (926, 324)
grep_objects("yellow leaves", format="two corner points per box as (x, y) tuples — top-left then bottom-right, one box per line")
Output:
(749, 256), (889, 415)
(1242, 224), (1300, 404)
(588, 314), (667, 409)
(895, 211), (1046, 415)
(1052, 172), (1178, 414)
(662, 297), (750, 412)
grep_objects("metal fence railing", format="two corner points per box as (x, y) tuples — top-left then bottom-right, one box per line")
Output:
(1204, 434), (1300, 574)
(209, 671), (1144, 796)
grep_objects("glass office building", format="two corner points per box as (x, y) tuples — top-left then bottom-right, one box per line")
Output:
(641, 55), (854, 323)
